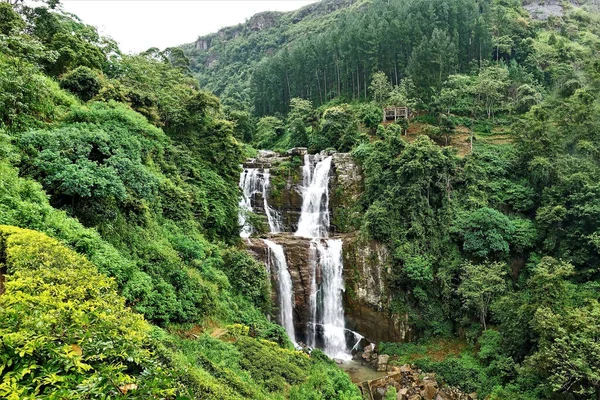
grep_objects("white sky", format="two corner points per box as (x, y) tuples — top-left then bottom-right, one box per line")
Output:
(58, 0), (318, 54)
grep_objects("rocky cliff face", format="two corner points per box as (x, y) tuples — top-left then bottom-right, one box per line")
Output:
(343, 236), (414, 343)
(242, 150), (412, 344)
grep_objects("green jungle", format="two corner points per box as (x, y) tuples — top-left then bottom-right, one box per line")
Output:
(1, 0), (600, 398)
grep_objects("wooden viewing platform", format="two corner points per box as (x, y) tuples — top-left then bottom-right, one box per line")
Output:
(383, 107), (410, 122)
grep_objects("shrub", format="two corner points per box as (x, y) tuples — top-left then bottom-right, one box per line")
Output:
(0, 226), (177, 399)
(60, 66), (102, 101)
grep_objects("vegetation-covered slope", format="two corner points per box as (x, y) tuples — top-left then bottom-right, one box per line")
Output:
(183, 0), (600, 398)
(0, 2), (360, 399)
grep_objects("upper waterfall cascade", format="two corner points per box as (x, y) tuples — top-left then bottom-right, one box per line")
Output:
(238, 167), (282, 237)
(295, 154), (332, 239)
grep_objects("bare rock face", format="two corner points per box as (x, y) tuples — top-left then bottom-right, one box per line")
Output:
(331, 152), (363, 233)
(195, 38), (210, 51)
(343, 235), (414, 343)
(522, 0), (580, 20)
(247, 11), (283, 31)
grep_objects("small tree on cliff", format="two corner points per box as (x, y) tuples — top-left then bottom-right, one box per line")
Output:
(458, 261), (507, 330)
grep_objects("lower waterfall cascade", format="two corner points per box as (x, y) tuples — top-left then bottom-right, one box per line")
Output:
(239, 153), (362, 359)
(263, 239), (296, 345)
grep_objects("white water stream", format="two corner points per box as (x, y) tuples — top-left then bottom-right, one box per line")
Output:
(238, 168), (282, 237)
(264, 239), (296, 345)
(297, 154), (352, 359)
(295, 154), (332, 239)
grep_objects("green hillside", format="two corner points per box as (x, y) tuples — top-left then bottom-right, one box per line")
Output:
(0, 2), (359, 399)
(184, 0), (600, 398)
(2, 0), (600, 398)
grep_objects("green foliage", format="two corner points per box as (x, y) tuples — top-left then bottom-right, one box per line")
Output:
(526, 300), (600, 397)
(235, 337), (309, 392)
(415, 354), (490, 395)
(369, 71), (392, 106)
(254, 116), (284, 149)
(0, 54), (76, 132)
(453, 208), (516, 259)
(458, 261), (507, 330)
(0, 3), (24, 35)
(247, 0), (493, 113)
(319, 104), (359, 152)
(59, 66), (101, 101)
(0, 226), (177, 399)
(288, 351), (362, 400)
(384, 387), (397, 400)
(355, 102), (382, 134)
(220, 249), (271, 312)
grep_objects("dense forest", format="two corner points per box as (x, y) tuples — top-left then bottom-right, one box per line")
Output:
(0, 1), (360, 399)
(184, 0), (600, 398)
(2, 0), (600, 398)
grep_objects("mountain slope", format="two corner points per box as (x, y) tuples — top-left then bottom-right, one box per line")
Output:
(181, 0), (366, 110)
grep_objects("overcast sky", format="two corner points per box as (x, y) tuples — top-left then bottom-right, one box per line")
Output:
(58, 0), (318, 54)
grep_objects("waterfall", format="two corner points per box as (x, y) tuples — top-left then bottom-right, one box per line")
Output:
(263, 239), (296, 345)
(316, 239), (348, 359)
(238, 168), (282, 237)
(239, 166), (297, 344)
(308, 241), (319, 348)
(295, 154), (351, 359)
(295, 155), (332, 239)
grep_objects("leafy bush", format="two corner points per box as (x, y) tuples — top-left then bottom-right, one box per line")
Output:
(0, 226), (177, 399)
(60, 66), (102, 101)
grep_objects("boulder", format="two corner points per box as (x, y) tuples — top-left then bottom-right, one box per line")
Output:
(397, 388), (409, 400)
(287, 147), (307, 156)
(435, 392), (451, 400)
(376, 354), (390, 372)
(421, 383), (437, 400)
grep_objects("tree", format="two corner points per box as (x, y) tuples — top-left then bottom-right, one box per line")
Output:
(408, 28), (458, 100)
(287, 98), (313, 147)
(254, 116), (284, 149)
(458, 261), (507, 330)
(356, 102), (382, 134)
(59, 66), (101, 101)
(369, 71), (392, 106)
(437, 74), (476, 115)
(0, 2), (24, 35)
(439, 114), (456, 146)
(454, 208), (516, 259)
(527, 301), (600, 397)
(475, 65), (509, 119)
(388, 78), (418, 109)
(320, 105), (359, 151)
